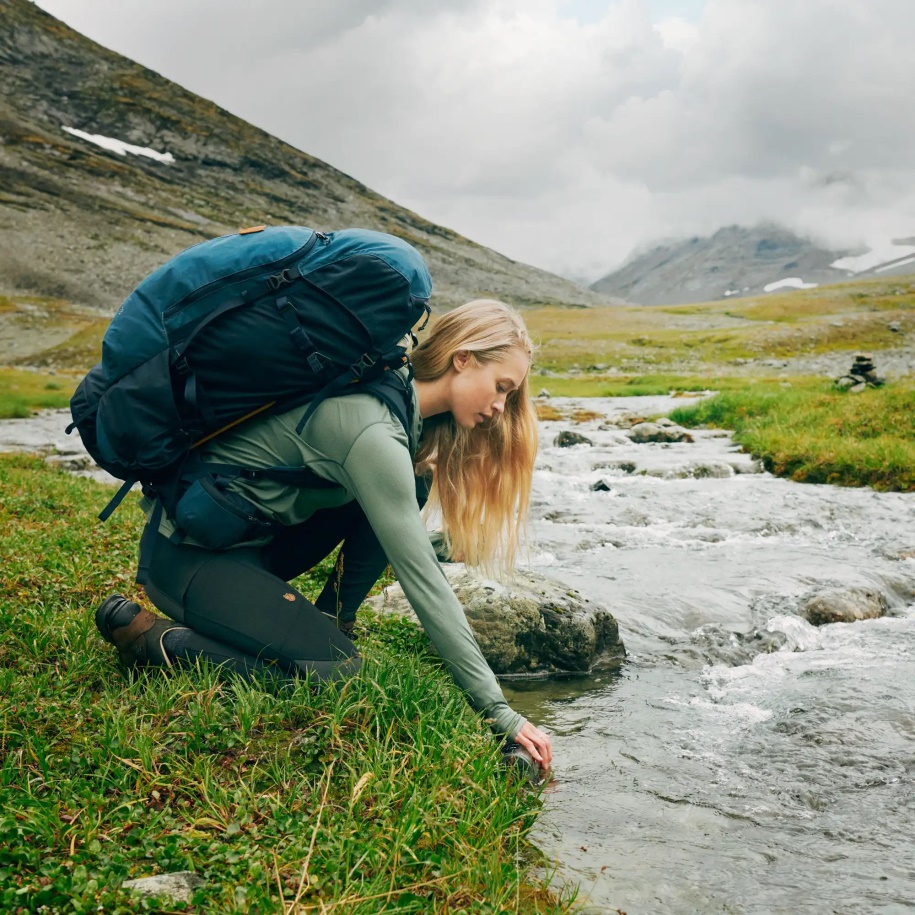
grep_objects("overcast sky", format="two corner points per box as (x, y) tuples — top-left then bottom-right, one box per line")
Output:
(35, 0), (915, 281)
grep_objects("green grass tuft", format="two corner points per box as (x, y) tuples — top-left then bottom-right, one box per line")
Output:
(669, 379), (915, 491)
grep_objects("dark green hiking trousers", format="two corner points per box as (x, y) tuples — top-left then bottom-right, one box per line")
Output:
(143, 499), (387, 683)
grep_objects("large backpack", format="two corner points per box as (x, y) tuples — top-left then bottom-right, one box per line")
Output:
(68, 225), (432, 537)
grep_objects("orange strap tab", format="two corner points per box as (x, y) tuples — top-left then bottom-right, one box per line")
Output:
(239, 225), (267, 235)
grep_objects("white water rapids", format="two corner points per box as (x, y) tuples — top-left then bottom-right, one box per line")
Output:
(509, 397), (915, 914)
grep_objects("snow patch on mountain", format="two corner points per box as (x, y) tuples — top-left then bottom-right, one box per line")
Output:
(830, 239), (915, 273)
(763, 277), (818, 293)
(62, 126), (175, 163)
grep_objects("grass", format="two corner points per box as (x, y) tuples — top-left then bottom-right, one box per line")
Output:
(0, 367), (78, 418)
(0, 454), (573, 914)
(523, 273), (915, 372)
(529, 372), (824, 398)
(669, 379), (915, 491)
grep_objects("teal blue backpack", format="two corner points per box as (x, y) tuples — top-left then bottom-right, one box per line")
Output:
(67, 226), (432, 551)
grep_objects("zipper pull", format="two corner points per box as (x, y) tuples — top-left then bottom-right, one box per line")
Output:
(315, 231), (329, 243)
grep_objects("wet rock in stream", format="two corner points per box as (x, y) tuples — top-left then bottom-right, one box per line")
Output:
(799, 586), (888, 626)
(367, 567), (625, 676)
(554, 429), (594, 448)
(627, 418), (694, 444)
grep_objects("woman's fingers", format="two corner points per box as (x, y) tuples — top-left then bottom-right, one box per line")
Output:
(514, 721), (553, 770)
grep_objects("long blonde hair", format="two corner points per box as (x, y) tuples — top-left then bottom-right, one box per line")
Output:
(412, 299), (538, 574)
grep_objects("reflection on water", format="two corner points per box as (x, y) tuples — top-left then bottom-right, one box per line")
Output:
(513, 397), (915, 914)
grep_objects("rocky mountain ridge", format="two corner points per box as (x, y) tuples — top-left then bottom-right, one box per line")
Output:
(0, 0), (612, 313)
(591, 224), (915, 306)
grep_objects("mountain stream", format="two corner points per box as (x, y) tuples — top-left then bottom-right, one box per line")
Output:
(511, 396), (915, 914)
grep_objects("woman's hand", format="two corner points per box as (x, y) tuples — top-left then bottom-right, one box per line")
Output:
(513, 720), (553, 771)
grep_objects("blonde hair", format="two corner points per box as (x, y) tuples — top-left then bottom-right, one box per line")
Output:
(412, 299), (538, 574)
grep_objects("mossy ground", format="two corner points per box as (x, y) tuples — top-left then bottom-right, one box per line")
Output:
(0, 455), (572, 913)
(0, 367), (77, 417)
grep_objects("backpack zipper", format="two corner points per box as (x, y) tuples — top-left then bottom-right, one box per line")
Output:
(163, 231), (320, 320)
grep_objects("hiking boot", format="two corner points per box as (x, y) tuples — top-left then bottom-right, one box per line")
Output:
(320, 610), (358, 641)
(95, 593), (184, 669)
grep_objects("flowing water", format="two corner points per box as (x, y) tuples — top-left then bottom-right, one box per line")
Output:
(507, 396), (915, 914)
(4, 404), (915, 913)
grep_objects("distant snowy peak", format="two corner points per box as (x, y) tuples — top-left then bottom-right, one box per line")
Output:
(591, 225), (915, 306)
(830, 239), (915, 274)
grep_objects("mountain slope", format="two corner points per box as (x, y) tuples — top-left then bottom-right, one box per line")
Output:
(0, 0), (610, 312)
(591, 225), (857, 306)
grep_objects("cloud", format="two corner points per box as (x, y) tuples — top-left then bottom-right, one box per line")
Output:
(35, 0), (915, 280)
(654, 16), (699, 55)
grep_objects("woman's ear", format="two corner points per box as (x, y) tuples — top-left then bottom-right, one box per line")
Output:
(453, 349), (471, 372)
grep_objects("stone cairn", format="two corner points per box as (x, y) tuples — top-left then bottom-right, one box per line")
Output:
(834, 353), (885, 392)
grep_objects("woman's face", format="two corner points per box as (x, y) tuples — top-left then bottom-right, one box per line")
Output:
(448, 347), (529, 430)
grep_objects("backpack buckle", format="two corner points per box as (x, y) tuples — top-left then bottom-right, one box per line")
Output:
(267, 268), (295, 292)
(307, 352), (328, 374)
(351, 354), (376, 379)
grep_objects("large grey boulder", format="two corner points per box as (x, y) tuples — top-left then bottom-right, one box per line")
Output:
(366, 567), (624, 676)
(799, 587), (887, 626)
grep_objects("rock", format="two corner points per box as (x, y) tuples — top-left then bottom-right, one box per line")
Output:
(554, 430), (593, 448)
(681, 461), (733, 479)
(591, 479), (613, 492)
(849, 382), (867, 394)
(537, 389), (551, 398)
(594, 460), (636, 474)
(367, 567), (625, 676)
(889, 321), (901, 333)
(45, 453), (92, 472)
(799, 587), (887, 626)
(729, 459), (764, 475)
(834, 376), (855, 390)
(600, 411), (646, 429)
(627, 421), (694, 444)
(122, 872), (204, 904)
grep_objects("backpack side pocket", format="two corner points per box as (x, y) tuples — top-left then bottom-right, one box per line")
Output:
(174, 477), (275, 549)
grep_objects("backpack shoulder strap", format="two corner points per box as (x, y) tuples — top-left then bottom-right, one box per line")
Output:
(361, 369), (416, 454)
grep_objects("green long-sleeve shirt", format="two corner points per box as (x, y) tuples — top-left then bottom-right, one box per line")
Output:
(147, 375), (524, 738)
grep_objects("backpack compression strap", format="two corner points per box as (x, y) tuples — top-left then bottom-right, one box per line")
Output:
(293, 346), (412, 436)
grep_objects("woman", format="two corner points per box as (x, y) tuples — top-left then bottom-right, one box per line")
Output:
(95, 299), (552, 770)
